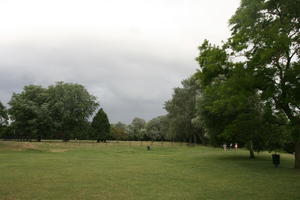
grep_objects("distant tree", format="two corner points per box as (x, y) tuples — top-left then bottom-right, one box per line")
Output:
(47, 82), (98, 141)
(111, 122), (128, 141)
(114, 122), (127, 130)
(128, 117), (146, 140)
(8, 85), (51, 141)
(5, 82), (98, 141)
(91, 108), (110, 142)
(0, 101), (8, 137)
(0, 101), (8, 126)
(165, 76), (205, 143)
(146, 115), (169, 141)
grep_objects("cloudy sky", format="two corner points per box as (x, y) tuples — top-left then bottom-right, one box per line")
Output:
(0, 0), (240, 123)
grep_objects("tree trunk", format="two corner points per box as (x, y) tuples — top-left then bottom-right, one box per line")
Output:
(295, 142), (300, 169)
(249, 140), (255, 159)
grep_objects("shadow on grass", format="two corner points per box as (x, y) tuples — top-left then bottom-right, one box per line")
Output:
(211, 153), (296, 171)
(216, 154), (267, 161)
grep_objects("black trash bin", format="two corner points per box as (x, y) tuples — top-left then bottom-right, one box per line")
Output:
(272, 154), (280, 167)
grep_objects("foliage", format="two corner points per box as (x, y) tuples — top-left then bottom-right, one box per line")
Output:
(47, 82), (98, 140)
(229, 0), (300, 122)
(146, 115), (168, 141)
(0, 101), (8, 126)
(91, 108), (110, 142)
(7, 82), (98, 141)
(195, 40), (287, 157)
(8, 85), (51, 141)
(165, 76), (206, 143)
(128, 117), (146, 140)
(110, 122), (128, 141)
(0, 101), (8, 137)
(228, 0), (300, 164)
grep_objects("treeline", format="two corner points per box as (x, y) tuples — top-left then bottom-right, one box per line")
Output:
(0, 83), (171, 142)
(110, 117), (168, 142)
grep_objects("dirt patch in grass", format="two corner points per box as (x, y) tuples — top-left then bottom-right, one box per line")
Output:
(0, 141), (40, 151)
(22, 142), (36, 149)
(49, 149), (68, 152)
(0, 141), (72, 153)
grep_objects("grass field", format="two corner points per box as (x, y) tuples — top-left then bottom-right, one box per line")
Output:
(0, 141), (299, 200)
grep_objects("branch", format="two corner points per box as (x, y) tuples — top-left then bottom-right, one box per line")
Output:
(289, 50), (298, 61)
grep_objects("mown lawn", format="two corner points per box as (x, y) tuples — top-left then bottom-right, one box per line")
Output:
(0, 141), (299, 200)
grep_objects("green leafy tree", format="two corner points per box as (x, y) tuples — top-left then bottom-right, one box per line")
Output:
(128, 117), (146, 140)
(111, 122), (128, 141)
(0, 101), (8, 137)
(91, 108), (110, 142)
(196, 41), (287, 158)
(146, 115), (169, 141)
(8, 85), (51, 141)
(165, 76), (205, 143)
(73, 120), (92, 140)
(229, 0), (300, 167)
(0, 101), (8, 126)
(47, 82), (98, 141)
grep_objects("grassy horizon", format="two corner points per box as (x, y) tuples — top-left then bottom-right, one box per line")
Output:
(0, 141), (299, 200)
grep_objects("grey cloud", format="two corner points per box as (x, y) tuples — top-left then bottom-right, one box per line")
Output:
(0, 39), (196, 123)
(0, 0), (240, 123)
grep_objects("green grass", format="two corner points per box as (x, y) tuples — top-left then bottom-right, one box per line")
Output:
(0, 141), (299, 200)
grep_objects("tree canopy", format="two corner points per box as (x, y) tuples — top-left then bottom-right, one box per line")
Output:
(164, 76), (206, 144)
(228, 0), (300, 166)
(0, 101), (8, 127)
(0, 101), (8, 137)
(8, 82), (98, 141)
(47, 82), (98, 140)
(194, 0), (299, 164)
(9, 85), (50, 141)
(128, 117), (146, 140)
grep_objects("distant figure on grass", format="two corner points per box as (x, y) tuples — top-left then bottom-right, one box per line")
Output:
(235, 143), (238, 151)
(223, 144), (227, 151)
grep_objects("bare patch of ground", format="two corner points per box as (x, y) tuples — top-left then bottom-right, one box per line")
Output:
(49, 149), (68, 152)
(0, 141), (43, 152)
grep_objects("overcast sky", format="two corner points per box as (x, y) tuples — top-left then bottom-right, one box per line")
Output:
(0, 0), (240, 123)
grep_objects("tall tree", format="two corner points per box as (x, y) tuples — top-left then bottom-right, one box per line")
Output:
(229, 0), (300, 167)
(47, 82), (98, 141)
(91, 108), (110, 142)
(196, 40), (287, 158)
(165, 76), (205, 143)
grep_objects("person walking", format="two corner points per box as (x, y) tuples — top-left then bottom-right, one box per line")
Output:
(234, 143), (238, 151)
(223, 143), (227, 151)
